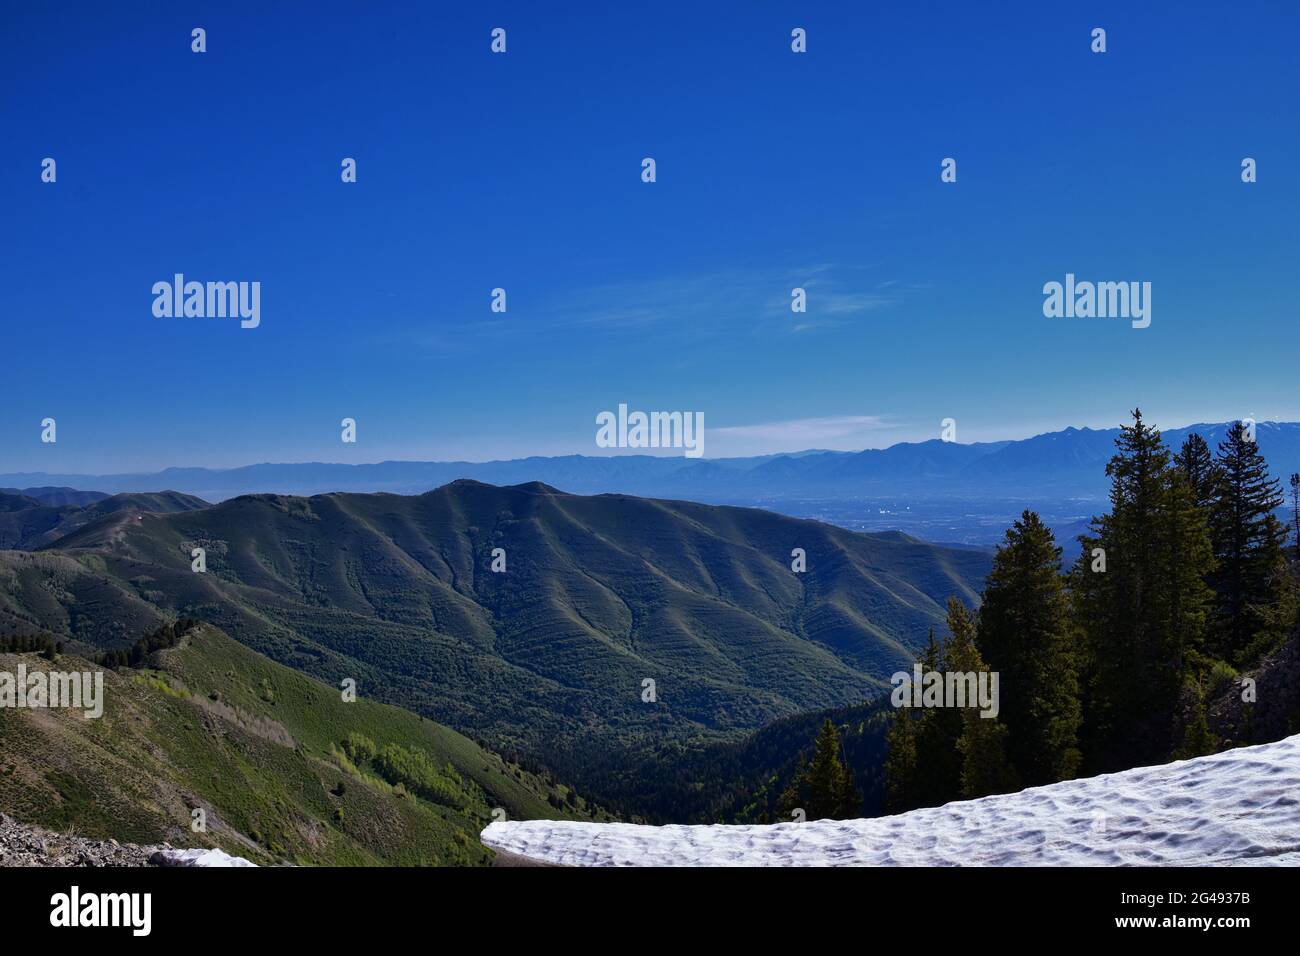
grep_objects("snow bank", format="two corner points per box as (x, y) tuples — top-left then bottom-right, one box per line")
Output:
(482, 734), (1300, 866)
(154, 847), (257, 867)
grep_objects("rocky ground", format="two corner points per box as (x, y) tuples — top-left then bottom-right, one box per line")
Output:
(0, 812), (180, 867)
(1210, 629), (1300, 744)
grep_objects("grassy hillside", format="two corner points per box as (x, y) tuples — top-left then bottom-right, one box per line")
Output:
(5, 480), (989, 803)
(0, 624), (603, 865)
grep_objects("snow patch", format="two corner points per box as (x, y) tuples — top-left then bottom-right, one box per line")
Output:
(483, 734), (1300, 866)
(155, 847), (257, 867)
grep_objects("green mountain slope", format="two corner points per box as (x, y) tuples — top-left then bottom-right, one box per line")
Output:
(0, 624), (602, 866)
(10, 480), (989, 801)
(0, 490), (208, 550)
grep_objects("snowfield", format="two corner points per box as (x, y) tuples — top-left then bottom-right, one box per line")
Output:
(483, 734), (1300, 866)
(155, 848), (256, 867)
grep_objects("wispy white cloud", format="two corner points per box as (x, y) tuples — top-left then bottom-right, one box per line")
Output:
(369, 264), (904, 352)
(528, 265), (901, 332)
(815, 292), (894, 316)
(710, 414), (898, 455)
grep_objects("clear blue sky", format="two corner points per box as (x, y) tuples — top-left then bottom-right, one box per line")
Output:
(3, 1), (1297, 472)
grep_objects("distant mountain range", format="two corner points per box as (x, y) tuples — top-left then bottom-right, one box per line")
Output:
(6, 421), (1298, 504)
(0, 486), (109, 507)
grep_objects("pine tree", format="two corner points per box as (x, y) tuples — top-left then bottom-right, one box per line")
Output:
(910, 628), (962, 807)
(777, 764), (805, 820)
(1208, 422), (1287, 664)
(1174, 432), (1218, 510)
(812, 718), (861, 818)
(1172, 676), (1219, 760)
(1289, 473), (1300, 555)
(782, 719), (861, 820)
(955, 713), (1017, 800)
(943, 598), (1019, 798)
(1163, 465), (1216, 668)
(1069, 409), (1214, 770)
(884, 628), (958, 812)
(920, 627), (942, 673)
(976, 511), (1081, 786)
(883, 706), (918, 813)
(1071, 410), (1164, 770)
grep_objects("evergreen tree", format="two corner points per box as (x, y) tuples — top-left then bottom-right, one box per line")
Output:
(920, 627), (942, 673)
(884, 628), (959, 812)
(1172, 676), (1219, 760)
(1208, 422), (1287, 664)
(1163, 466), (1216, 668)
(910, 628), (962, 807)
(955, 712), (1017, 800)
(810, 718), (861, 818)
(976, 511), (1081, 786)
(781, 719), (861, 820)
(777, 763), (805, 820)
(1289, 473), (1300, 555)
(1069, 409), (1214, 770)
(943, 598), (1019, 798)
(883, 706), (918, 813)
(1174, 432), (1218, 510)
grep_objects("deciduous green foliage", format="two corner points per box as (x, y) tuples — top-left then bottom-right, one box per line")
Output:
(343, 731), (468, 807)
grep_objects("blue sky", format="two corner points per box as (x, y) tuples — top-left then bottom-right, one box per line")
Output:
(3, 1), (1297, 472)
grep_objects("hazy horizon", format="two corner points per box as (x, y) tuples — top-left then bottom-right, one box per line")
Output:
(3, 414), (1297, 478)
